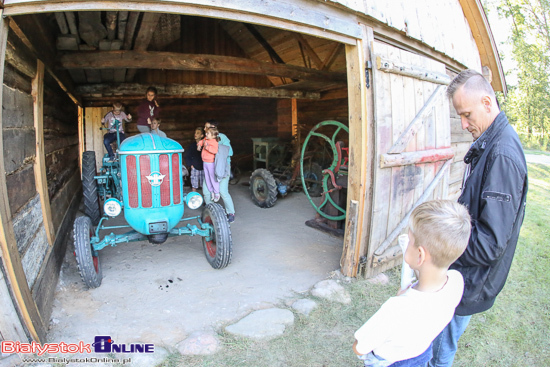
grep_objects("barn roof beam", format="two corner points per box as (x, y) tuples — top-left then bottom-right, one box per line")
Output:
(75, 83), (321, 102)
(125, 12), (161, 82)
(58, 51), (348, 83)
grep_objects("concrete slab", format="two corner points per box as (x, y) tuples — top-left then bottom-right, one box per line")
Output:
(47, 182), (342, 349)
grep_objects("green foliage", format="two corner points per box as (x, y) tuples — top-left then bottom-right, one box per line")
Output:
(495, 0), (550, 149)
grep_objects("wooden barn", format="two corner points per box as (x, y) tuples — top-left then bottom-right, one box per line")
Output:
(0, 0), (504, 345)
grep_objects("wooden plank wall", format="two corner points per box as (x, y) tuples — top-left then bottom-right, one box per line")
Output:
(86, 98), (278, 171)
(330, 0), (482, 71)
(3, 26), (80, 334)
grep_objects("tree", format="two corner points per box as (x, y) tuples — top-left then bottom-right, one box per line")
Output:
(490, 0), (550, 146)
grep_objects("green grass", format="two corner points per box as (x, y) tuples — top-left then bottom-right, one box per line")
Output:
(158, 159), (550, 367)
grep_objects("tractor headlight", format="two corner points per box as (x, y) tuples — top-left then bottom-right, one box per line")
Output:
(104, 198), (122, 217)
(185, 192), (203, 210)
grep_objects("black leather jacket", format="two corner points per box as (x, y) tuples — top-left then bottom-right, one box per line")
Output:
(453, 111), (528, 316)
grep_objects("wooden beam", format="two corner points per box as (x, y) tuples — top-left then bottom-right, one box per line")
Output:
(105, 11), (117, 41)
(376, 55), (451, 85)
(125, 12), (161, 82)
(321, 43), (343, 71)
(54, 12), (68, 34)
(341, 25), (374, 277)
(244, 23), (285, 64)
(380, 148), (455, 168)
(387, 85), (446, 154)
(2, 0), (360, 44)
(117, 11), (129, 41)
(33, 60), (55, 247)
(0, 14), (45, 343)
(75, 83), (321, 100)
(459, 0), (506, 94)
(59, 51), (348, 83)
(122, 11), (139, 50)
(293, 33), (323, 69)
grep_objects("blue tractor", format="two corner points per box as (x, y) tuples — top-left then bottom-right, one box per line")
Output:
(74, 122), (232, 288)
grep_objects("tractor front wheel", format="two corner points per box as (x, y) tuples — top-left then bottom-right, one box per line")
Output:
(202, 203), (233, 269)
(82, 151), (101, 225)
(249, 168), (278, 208)
(74, 216), (102, 288)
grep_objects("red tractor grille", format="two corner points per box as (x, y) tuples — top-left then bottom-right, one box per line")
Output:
(172, 154), (181, 204)
(126, 156), (139, 208)
(139, 155), (152, 208)
(159, 154), (171, 206)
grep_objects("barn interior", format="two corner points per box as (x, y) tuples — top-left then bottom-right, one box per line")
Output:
(2, 9), (351, 343)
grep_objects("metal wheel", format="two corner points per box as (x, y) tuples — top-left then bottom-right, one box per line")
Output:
(202, 203), (233, 269)
(74, 216), (102, 288)
(82, 151), (101, 225)
(249, 168), (278, 208)
(300, 120), (349, 221)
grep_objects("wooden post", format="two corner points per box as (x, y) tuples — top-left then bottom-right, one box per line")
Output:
(0, 14), (45, 342)
(341, 25), (374, 277)
(78, 106), (84, 174)
(33, 60), (55, 246)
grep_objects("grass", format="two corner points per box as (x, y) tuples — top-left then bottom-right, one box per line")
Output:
(158, 159), (550, 367)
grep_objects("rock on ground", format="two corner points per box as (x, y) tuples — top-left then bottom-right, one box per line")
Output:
(176, 330), (221, 355)
(225, 308), (294, 341)
(125, 345), (169, 367)
(311, 279), (351, 304)
(291, 299), (318, 316)
(366, 273), (390, 285)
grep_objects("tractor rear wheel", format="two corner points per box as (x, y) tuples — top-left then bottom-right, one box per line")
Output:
(82, 151), (101, 225)
(74, 216), (102, 288)
(249, 168), (278, 208)
(202, 203), (232, 269)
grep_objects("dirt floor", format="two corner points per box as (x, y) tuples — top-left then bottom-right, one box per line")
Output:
(47, 181), (343, 347)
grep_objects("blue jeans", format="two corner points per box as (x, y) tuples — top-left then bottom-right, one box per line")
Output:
(103, 132), (126, 158)
(428, 314), (472, 367)
(203, 174), (235, 215)
(388, 344), (432, 367)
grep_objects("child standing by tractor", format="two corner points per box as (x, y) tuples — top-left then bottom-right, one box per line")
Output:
(197, 126), (220, 202)
(185, 127), (205, 192)
(102, 102), (131, 160)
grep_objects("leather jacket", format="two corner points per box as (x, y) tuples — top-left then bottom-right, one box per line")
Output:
(453, 111), (528, 316)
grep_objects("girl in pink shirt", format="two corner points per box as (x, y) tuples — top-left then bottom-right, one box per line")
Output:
(197, 127), (220, 201)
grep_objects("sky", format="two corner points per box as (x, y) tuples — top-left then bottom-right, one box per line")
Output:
(482, 0), (518, 86)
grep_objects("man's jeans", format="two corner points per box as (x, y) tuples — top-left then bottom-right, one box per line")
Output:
(203, 174), (235, 215)
(428, 314), (472, 367)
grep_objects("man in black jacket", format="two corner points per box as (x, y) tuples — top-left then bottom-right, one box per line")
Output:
(429, 70), (528, 366)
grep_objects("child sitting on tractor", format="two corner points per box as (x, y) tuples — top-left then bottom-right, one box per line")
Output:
(102, 102), (132, 160)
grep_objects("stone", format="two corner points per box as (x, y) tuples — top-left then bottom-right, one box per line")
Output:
(291, 299), (318, 316)
(311, 279), (351, 304)
(366, 273), (390, 285)
(176, 330), (221, 355)
(125, 345), (169, 367)
(225, 308), (294, 341)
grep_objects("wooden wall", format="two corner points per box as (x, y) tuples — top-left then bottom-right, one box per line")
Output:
(3, 29), (80, 328)
(86, 97), (279, 171)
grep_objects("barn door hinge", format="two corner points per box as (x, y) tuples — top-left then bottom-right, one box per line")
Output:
(365, 60), (372, 89)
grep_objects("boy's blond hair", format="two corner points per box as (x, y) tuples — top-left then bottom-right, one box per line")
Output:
(408, 200), (471, 268)
(113, 102), (122, 112)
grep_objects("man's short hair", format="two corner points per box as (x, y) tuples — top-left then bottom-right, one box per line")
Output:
(408, 200), (471, 268)
(206, 119), (219, 128)
(446, 69), (495, 100)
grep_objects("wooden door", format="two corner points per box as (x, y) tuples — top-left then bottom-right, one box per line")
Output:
(84, 107), (111, 170)
(364, 41), (454, 277)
